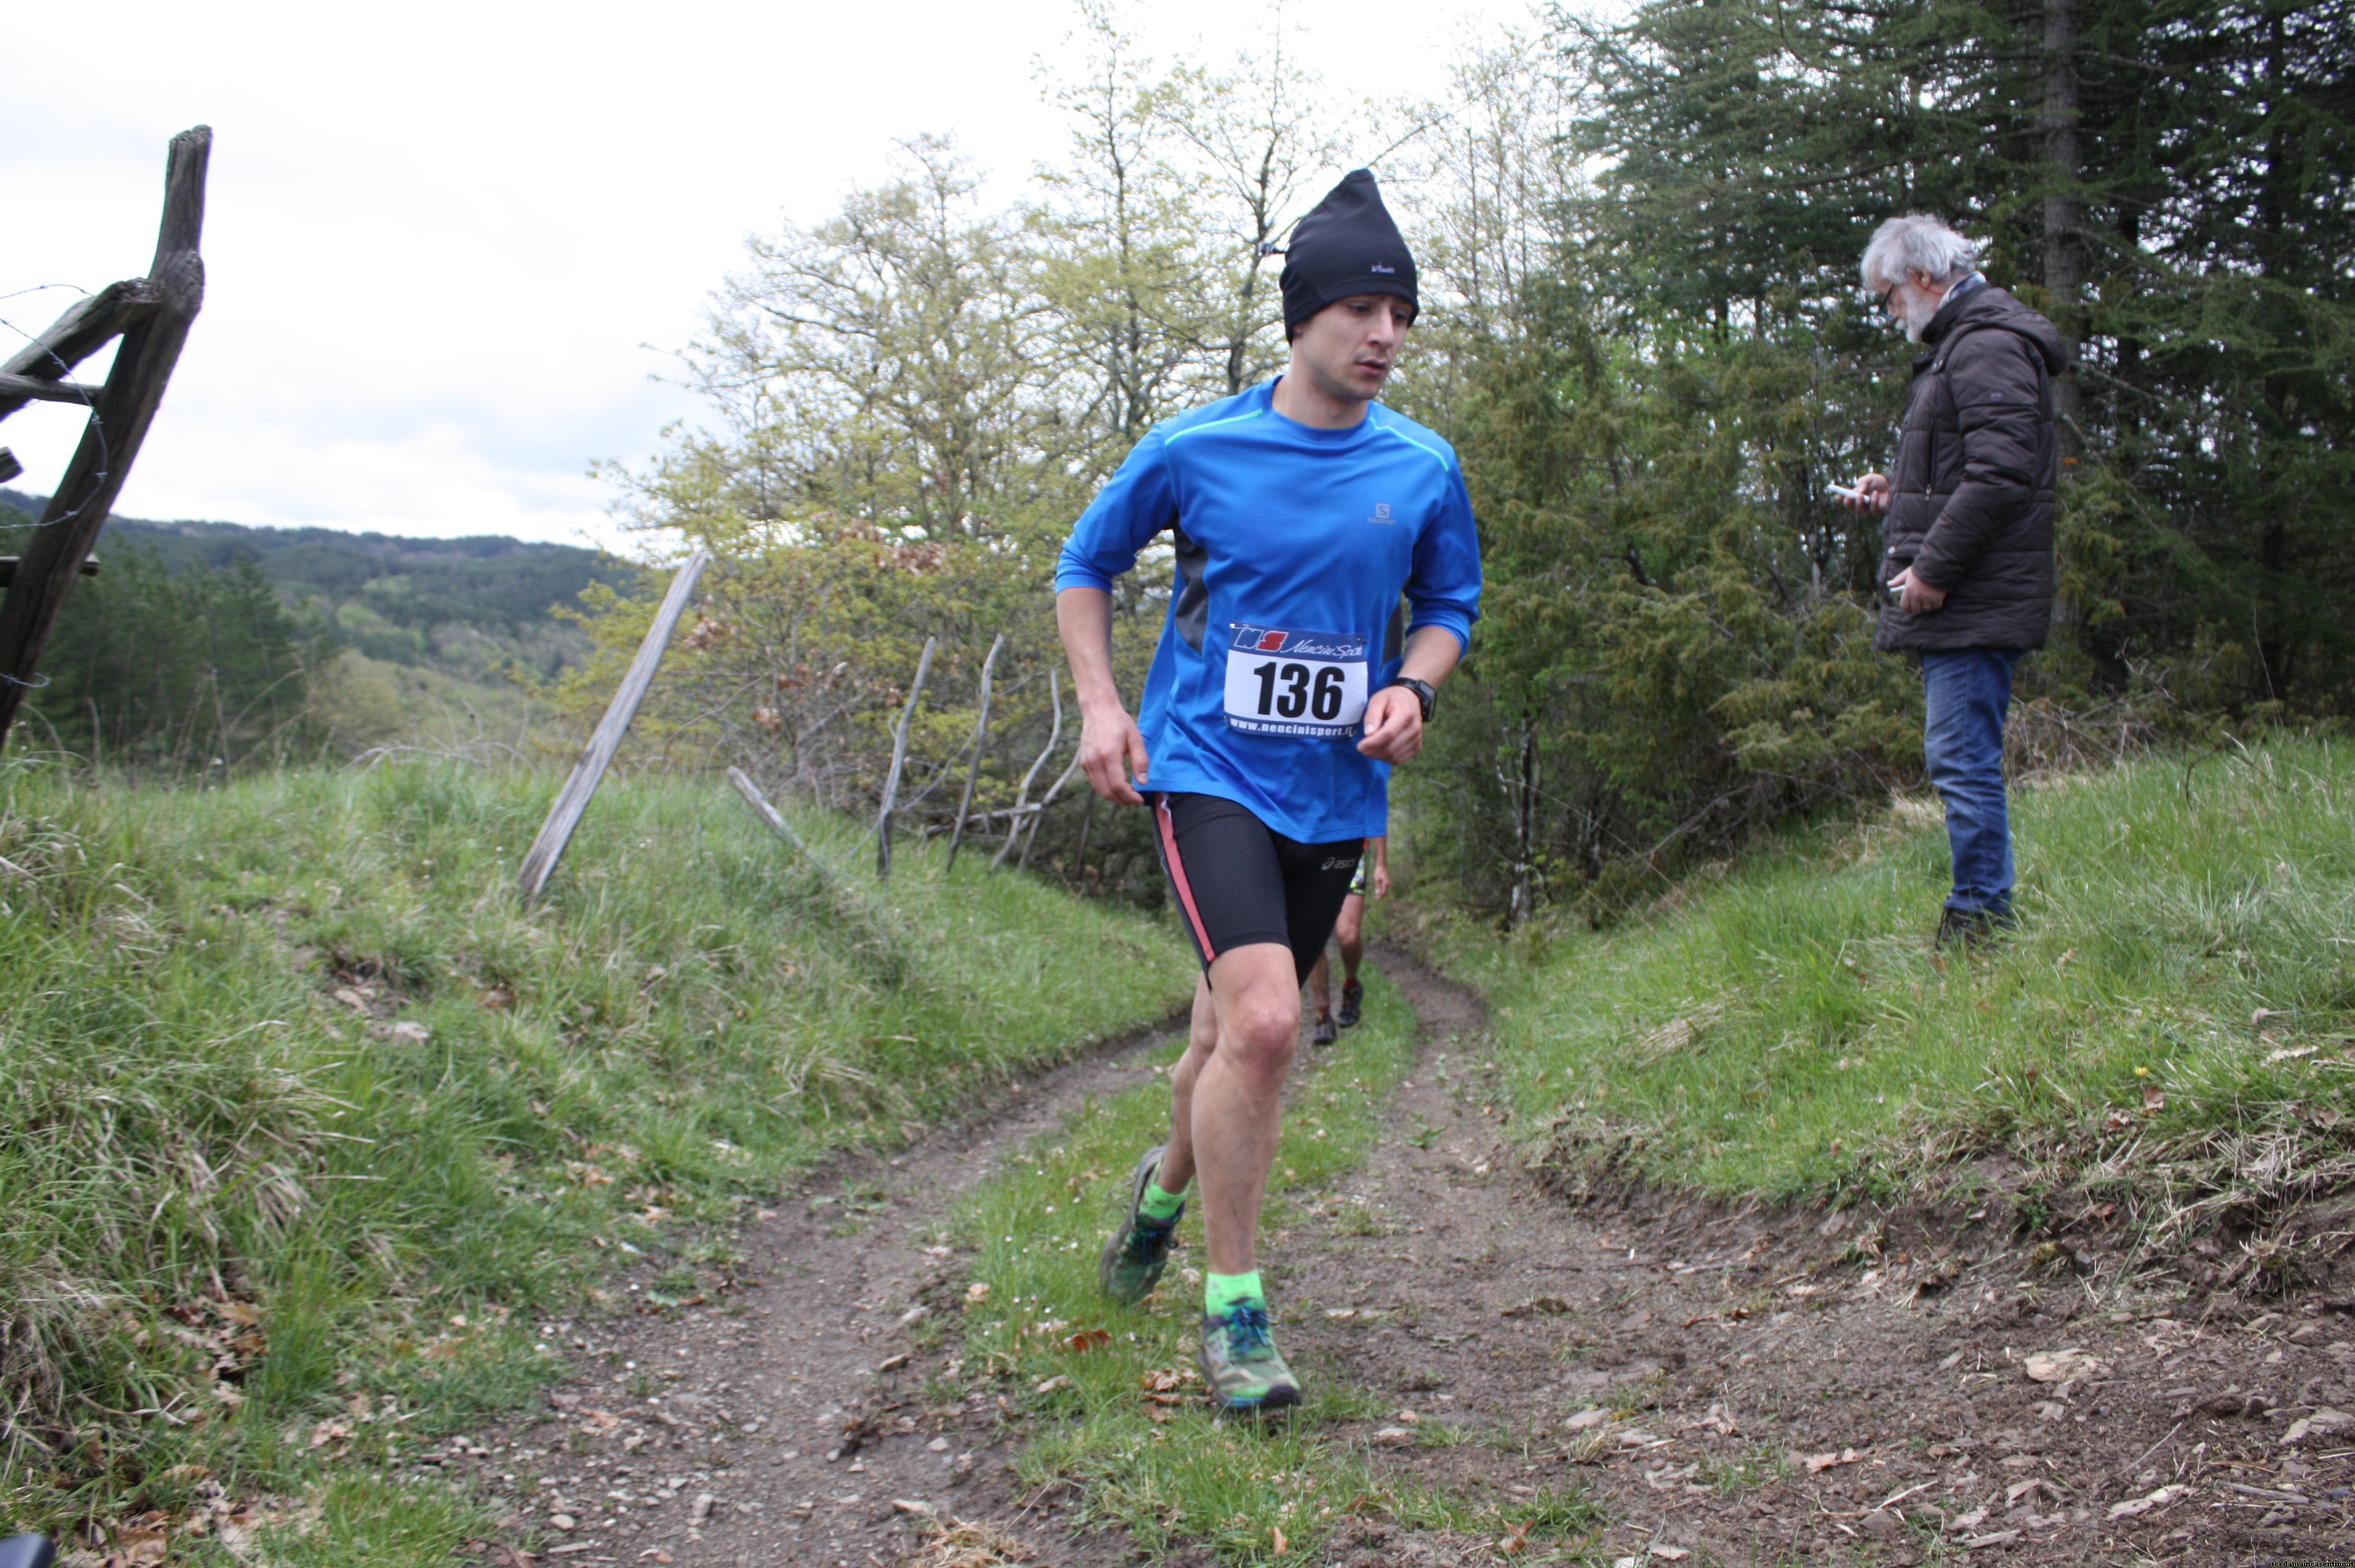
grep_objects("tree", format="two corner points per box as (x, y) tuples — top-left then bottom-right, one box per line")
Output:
(1029, 0), (1213, 452)
(578, 9), (1396, 901)
(1159, 4), (1360, 395)
(25, 547), (329, 771)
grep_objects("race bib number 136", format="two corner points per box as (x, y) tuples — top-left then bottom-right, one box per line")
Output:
(1223, 625), (1370, 737)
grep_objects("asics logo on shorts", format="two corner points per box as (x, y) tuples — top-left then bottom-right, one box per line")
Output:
(1320, 856), (1353, 871)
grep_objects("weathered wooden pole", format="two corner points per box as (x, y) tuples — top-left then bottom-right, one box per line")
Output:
(943, 632), (1004, 875)
(1017, 751), (1085, 872)
(729, 765), (906, 973)
(1072, 791), (1098, 883)
(994, 669), (1064, 870)
(0, 278), (162, 422)
(0, 374), (110, 406)
(873, 635), (938, 880)
(516, 550), (711, 902)
(727, 765), (848, 896)
(0, 131), (205, 747)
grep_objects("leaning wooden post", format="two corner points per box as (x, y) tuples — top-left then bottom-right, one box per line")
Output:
(994, 668), (1064, 870)
(1017, 751), (1085, 872)
(874, 635), (938, 880)
(727, 765), (847, 894)
(731, 764), (908, 972)
(1072, 791), (1098, 883)
(0, 130), (206, 747)
(943, 631), (1004, 875)
(516, 550), (711, 902)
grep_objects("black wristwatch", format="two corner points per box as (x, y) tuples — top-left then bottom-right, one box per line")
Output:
(1390, 676), (1437, 723)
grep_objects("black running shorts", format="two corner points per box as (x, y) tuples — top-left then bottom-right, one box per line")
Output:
(1150, 792), (1364, 985)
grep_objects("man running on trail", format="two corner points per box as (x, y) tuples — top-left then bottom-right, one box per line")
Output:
(1306, 834), (1386, 1045)
(1055, 169), (1481, 1415)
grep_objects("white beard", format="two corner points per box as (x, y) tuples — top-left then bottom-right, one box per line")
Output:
(1900, 289), (1942, 343)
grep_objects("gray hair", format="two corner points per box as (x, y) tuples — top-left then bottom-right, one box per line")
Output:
(1860, 215), (1981, 290)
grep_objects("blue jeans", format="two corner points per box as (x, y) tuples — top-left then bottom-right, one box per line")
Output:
(1920, 649), (2023, 917)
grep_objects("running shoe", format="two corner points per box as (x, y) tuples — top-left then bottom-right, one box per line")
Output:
(1098, 1145), (1181, 1305)
(1199, 1302), (1302, 1415)
(1337, 980), (1364, 1029)
(1312, 1010), (1338, 1047)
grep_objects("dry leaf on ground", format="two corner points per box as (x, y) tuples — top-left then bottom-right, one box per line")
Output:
(2107, 1483), (2190, 1519)
(2024, 1348), (2102, 1382)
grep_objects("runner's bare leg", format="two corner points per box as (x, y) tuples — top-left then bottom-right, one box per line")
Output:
(1151, 942), (1299, 1276)
(1157, 976), (1216, 1197)
(1335, 893), (1364, 988)
(1306, 950), (1332, 1017)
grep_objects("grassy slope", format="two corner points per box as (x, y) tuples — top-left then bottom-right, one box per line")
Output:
(1435, 739), (2355, 1234)
(0, 760), (1192, 1550)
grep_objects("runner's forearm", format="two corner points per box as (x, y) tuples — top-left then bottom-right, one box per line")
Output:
(1055, 586), (1129, 716)
(1398, 625), (1463, 689)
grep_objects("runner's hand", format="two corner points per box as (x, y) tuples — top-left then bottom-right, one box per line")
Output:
(1372, 862), (1391, 898)
(1078, 705), (1150, 805)
(1357, 687), (1423, 765)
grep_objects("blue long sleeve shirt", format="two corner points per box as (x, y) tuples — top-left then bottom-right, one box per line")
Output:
(1055, 379), (1483, 843)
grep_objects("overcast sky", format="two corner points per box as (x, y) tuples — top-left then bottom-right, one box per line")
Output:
(3, 0), (1546, 554)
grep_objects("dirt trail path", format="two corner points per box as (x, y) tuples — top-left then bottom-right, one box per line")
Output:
(480, 1017), (1186, 1568)
(487, 956), (2353, 1567)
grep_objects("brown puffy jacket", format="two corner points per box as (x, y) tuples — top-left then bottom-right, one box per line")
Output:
(1874, 281), (2066, 653)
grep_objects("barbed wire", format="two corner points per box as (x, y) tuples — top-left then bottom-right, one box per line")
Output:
(0, 281), (114, 535)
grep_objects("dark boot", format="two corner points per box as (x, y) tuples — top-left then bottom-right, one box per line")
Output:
(1936, 906), (2016, 950)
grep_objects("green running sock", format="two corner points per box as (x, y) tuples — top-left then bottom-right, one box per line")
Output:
(1205, 1270), (1264, 1319)
(1139, 1180), (1187, 1224)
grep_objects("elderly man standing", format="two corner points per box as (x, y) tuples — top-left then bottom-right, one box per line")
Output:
(1843, 215), (2065, 948)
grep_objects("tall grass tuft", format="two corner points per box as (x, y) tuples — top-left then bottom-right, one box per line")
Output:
(0, 758), (1192, 1537)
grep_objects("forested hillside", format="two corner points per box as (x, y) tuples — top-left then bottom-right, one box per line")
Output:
(0, 489), (633, 768)
(565, 0), (2350, 922)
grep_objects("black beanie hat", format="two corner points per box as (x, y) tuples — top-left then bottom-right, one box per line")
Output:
(1278, 169), (1417, 337)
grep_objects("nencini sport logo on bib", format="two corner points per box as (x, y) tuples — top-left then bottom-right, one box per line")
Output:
(1224, 625), (1371, 738)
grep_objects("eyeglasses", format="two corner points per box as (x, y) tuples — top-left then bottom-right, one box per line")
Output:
(1875, 280), (1900, 312)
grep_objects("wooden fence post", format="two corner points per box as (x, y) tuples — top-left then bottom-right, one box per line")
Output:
(727, 764), (850, 895)
(994, 668), (1063, 870)
(1073, 791), (1097, 883)
(873, 635), (937, 880)
(516, 550), (711, 902)
(0, 131), (205, 747)
(1017, 752), (1085, 872)
(943, 632), (1004, 875)
(728, 764), (908, 974)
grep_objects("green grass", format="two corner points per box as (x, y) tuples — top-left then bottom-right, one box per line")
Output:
(0, 758), (1193, 1550)
(945, 972), (1602, 1564)
(1433, 737), (2355, 1234)
(259, 1473), (496, 1566)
